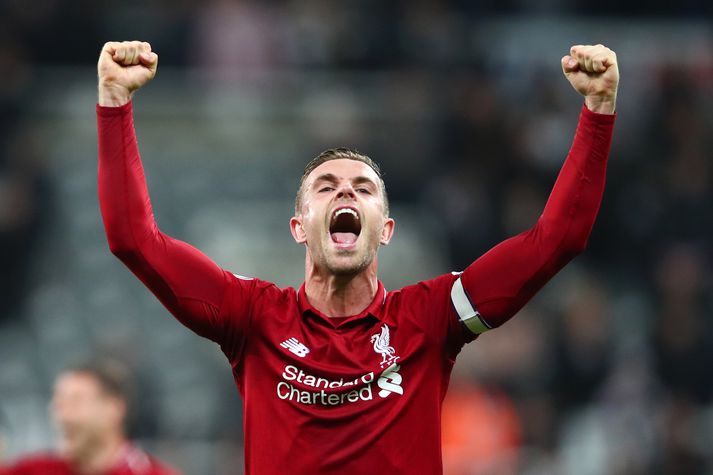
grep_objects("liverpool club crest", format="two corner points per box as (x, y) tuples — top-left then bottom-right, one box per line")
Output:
(370, 324), (400, 368)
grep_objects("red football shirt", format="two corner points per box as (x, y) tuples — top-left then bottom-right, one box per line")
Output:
(97, 102), (614, 474)
(0, 445), (180, 475)
(229, 275), (472, 473)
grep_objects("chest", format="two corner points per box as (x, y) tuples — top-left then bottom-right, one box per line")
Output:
(262, 305), (435, 372)
(239, 303), (439, 409)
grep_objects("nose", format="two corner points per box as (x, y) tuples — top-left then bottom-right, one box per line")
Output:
(336, 183), (356, 200)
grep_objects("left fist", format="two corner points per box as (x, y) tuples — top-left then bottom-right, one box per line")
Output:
(562, 44), (619, 114)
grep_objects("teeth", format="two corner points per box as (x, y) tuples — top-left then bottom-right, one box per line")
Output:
(334, 208), (358, 219)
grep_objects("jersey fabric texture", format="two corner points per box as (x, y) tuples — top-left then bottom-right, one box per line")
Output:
(96, 102), (615, 474)
(0, 445), (180, 475)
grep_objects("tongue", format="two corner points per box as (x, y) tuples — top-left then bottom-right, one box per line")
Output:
(331, 232), (358, 244)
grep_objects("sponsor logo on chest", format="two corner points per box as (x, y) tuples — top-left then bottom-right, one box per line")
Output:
(276, 324), (404, 406)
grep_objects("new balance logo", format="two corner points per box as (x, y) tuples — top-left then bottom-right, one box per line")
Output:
(280, 338), (310, 358)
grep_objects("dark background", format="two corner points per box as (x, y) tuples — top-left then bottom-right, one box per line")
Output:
(0, 1), (712, 474)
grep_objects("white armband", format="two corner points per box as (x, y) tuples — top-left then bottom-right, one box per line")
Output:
(450, 276), (491, 335)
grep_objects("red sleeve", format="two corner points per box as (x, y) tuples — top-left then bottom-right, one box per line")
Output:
(97, 102), (246, 345)
(451, 105), (616, 337)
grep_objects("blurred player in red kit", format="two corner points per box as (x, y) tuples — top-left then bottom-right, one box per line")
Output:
(0, 362), (179, 475)
(95, 41), (618, 474)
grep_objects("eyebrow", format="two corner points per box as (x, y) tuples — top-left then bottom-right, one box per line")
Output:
(312, 174), (378, 189)
(312, 173), (339, 187)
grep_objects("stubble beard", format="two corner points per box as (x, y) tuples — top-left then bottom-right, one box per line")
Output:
(325, 250), (373, 277)
(59, 431), (93, 462)
(319, 232), (378, 277)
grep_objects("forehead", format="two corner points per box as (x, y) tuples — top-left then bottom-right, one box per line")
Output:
(54, 372), (101, 396)
(304, 159), (381, 187)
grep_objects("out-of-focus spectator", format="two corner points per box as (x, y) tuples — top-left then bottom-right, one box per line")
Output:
(0, 360), (180, 475)
(651, 244), (713, 404)
(2, 1), (713, 473)
(551, 276), (613, 411)
(442, 382), (521, 475)
(658, 397), (709, 475)
(0, 130), (50, 323)
(189, 0), (282, 76)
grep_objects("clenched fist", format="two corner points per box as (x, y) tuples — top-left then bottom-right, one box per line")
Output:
(562, 44), (619, 114)
(97, 41), (158, 107)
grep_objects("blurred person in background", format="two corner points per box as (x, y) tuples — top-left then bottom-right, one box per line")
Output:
(0, 130), (51, 323)
(441, 381), (521, 475)
(551, 276), (613, 412)
(0, 361), (179, 475)
(651, 244), (713, 475)
(95, 40), (617, 474)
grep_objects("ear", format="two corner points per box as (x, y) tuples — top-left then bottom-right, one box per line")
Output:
(106, 397), (127, 430)
(115, 399), (127, 422)
(290, 216), (307, 244)
(379, 218), (395, 245)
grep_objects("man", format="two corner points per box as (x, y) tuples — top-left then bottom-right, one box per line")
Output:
(0, 362), (179, 475)
(95, 41), (618, 474)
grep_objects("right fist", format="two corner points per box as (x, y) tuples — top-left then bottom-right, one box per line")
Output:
(97, 41), (158, 106)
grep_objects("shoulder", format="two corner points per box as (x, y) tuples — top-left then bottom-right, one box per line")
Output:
(116, 445), (181, 475)
(223, 273), (294, 305)
(384, 273), (460, 327)
(389, 272), (459, 303)
(226, 273), (287, 296)
(2, 454), (68, 473)
(145, 458), (181, 475)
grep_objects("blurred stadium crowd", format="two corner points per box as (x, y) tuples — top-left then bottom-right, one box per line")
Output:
(1, 1), (712, 474)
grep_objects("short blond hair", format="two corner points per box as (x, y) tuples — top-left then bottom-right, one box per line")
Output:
(295, 148), (389, 215)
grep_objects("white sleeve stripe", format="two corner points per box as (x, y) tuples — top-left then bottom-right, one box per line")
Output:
(450, 277), (490, 335)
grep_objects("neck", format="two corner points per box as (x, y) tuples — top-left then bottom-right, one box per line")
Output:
(70, 433), (125, 475)
(304, 256), (379, 318)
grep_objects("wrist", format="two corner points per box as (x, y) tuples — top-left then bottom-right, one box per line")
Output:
(585, 94), (617, 115)
(98, 81), (132, 107)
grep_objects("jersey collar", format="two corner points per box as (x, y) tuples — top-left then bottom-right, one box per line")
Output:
(297, 281), (387, 325)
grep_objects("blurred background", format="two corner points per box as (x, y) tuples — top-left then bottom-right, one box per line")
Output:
(1, 1), (712, 474)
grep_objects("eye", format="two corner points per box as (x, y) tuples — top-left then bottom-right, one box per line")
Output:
(319, 187), (334, 193)
(356, 188), (371, 194)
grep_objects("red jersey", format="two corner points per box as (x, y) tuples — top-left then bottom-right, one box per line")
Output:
(96, 103), (614, 474)
(0, 445), (180, 475)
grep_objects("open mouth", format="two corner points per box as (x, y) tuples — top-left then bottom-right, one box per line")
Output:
(329, 207), (361, 246)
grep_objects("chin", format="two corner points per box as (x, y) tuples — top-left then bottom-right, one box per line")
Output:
(58, 429), (92, 459)
(328, 265), (364, 277)
(325, 254), (373, 276)
(59, 439), (81, 459)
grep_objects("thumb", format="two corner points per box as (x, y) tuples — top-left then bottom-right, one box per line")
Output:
(139, 52), (158, 67)
(139, 52), (159, 74)
(561, 55), (579, 74)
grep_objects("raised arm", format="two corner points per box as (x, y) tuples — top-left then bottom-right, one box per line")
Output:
(97, 41), (231, 343)
(453, 45), (619, 335)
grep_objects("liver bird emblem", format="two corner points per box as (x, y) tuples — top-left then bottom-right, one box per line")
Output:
(370, 324), (399, 368)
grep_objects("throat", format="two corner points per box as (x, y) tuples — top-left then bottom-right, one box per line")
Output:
(304, 272), (379, 318)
